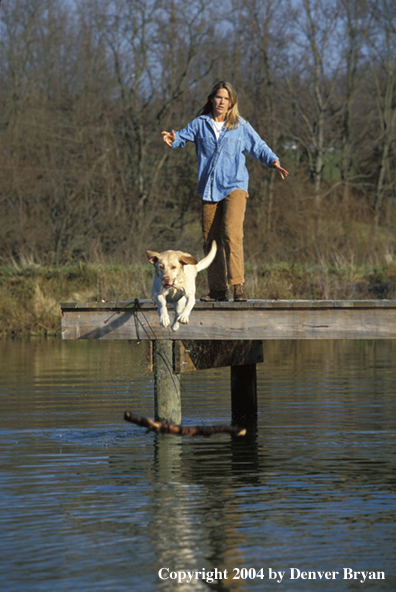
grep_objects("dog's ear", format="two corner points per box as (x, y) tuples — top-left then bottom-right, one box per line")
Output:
(146, 250), (160, 265)
(179, 255), (198, 266)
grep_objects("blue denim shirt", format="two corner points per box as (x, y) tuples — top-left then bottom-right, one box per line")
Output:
(171, 115), (279, 202)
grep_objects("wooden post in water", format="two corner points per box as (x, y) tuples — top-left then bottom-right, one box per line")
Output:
(149, 339), (262, 425)
(231, 363), (258, 423)
(153, 340), (181, 424)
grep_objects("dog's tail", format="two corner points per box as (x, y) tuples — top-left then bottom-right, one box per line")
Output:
(196, 241), (217, 272)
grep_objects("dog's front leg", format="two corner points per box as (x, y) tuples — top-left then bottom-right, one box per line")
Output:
(172, 298), (187, 331)
(156, 293), (171, 328)
(177, 293), (195, 326)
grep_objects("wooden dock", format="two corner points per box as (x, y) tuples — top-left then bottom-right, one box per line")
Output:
(60, 299), (396, 341)
(60, 299), (396, 425)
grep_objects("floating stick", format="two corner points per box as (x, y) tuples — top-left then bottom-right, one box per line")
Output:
(124, 411), (246, 437)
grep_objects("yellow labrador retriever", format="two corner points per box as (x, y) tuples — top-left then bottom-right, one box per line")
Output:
(147, 241), (217, 331)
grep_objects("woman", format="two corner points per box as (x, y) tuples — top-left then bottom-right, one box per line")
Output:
(162, 80), (289, 302)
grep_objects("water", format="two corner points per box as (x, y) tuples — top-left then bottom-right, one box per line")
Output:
(0, 338), (395, 591)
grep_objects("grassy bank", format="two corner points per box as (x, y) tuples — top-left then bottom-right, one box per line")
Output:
(1, 261), (396, 336)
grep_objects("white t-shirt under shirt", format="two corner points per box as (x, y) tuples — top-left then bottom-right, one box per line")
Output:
(211, 118), (225, 140)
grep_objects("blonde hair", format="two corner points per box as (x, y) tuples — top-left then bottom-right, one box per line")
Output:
(197, 81), (241, 129)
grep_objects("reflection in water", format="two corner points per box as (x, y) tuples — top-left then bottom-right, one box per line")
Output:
(0, 338), (395, 591)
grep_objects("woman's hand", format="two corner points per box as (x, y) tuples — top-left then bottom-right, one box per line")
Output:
(161, 130), (176, 147)
(273, 160), (289, 180)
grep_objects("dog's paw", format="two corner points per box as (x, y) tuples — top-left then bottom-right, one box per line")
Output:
(159, 311), (171, 328)
(177, 313), (190, 325)
(171, 320), (180, 332)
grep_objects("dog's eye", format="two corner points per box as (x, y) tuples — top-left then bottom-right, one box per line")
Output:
(171, 265), (176, 270)
(159, 264), (164, 270)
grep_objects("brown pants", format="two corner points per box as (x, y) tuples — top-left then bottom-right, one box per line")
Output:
(202, 189), (248, 291)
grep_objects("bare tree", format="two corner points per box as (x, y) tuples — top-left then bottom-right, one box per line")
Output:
(366, 0), (396, 230)
(231, 0), (284, 232)
(280, 0), (342, 205)
(336, 0), (371, 203)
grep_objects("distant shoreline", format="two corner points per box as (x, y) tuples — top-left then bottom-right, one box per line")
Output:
(1, 261), (395, 336)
